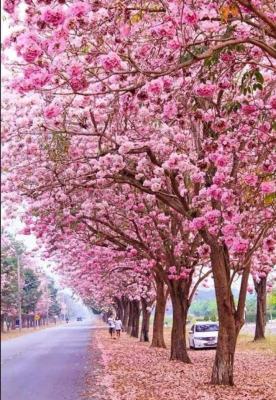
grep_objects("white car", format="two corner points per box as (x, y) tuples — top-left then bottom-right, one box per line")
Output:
(189, 322), (219, 349)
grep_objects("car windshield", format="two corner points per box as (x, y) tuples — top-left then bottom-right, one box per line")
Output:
(195, 324), (219, 332)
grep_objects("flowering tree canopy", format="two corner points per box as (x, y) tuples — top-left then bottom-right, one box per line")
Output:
(2, 0), (276, 386)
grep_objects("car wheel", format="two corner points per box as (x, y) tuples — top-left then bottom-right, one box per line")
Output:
(190, 340), (195, 350)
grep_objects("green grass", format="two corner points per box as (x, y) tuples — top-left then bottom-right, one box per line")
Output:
(237, 333), (276, 353)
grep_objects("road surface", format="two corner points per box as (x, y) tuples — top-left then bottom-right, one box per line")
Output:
(241, 320), (276, 335)
(1, 320), (94, 400)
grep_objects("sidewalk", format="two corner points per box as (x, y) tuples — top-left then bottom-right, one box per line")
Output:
(86, 327), (276, 400)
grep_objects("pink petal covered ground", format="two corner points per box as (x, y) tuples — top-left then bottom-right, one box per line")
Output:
(85, 327), (276, 400)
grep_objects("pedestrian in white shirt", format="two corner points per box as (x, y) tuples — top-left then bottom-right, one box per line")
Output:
(107, 316), (115, 338)
(115, 317), (123, 337)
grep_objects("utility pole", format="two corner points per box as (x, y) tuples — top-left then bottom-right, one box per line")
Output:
(17, 253), (22, 331)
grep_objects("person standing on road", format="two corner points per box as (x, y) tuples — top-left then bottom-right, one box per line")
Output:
(107, 316), (115, 338)
(115, 317), (123, 338)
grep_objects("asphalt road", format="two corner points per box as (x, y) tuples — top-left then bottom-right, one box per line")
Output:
(241, 320), (276, 335)
(1, 320), (94, 400)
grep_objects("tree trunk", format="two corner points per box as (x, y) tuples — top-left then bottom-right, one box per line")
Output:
(127, 301), (133, 335)
(140, 298), (151, 342)
(122, 298), (130, 331)
(211, 317), (237, 386)
(114, 297), (124, 320)
(254, 276), (267, 340)
(169, 281), (191, 363)
(151, 278), (166, 348)
(1, 315), (5, 333)
(210, 244), (238, 386)
(102, 312), (108, 323)
(131, 300), (140, 338)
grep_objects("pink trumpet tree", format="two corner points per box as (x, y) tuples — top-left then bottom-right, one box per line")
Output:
(2, 0), (276, 386)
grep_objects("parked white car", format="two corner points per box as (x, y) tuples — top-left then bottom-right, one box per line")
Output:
(189, 322), (219, 349)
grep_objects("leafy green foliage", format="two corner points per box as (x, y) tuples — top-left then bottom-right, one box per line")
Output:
(22, 269), (42, 314)
(189, 299), (218, 320)
(240, 69), (264, 95)
(48, 279), (61, 317)
(1, 255), (18, 314)
(267, 289), (276, 309)
(180, 45), (208, 64)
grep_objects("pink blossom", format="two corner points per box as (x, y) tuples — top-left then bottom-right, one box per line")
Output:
(263, 237), (275, 252)
(67, 2), (90, 18)
(67, 63), (84, 77)
(163, 101), (177, 119)
(222, 224), (237, 237)
(221, 190), (235, 206)
(182, 7), (198, 25)
(168, 39), (180, 50)
(260, 181), (275, 194)
(23, 66), (50, 89)
(191, 172), (204, 184)
(204, 210), (220, 225)
(219, 78), (231, 89)
(101, 52), (121, 72)
(42, 8), (65, 27)
(231, 238), (249, 254)
(190, 217), (207, 231)
(211, 118), (227, 132)
(21, 226), (31, 235)
(194, 83), (217, 98)
(44, 104), (62, 119)
(269, 95), (276, 110)
(70, 76), (88, 92)
(244, 174), (258, 186)
(148, 80), (163, 95)
(241, 104), (258, 115)
(47, 39), (67, 56)
(207, 185), (222, 201)
(22, 43), (42, 63)
(214, 155), (229, 168)
(213, 173), (226, 186)
(3, 0), (17, 14)
(169, 266), (176, 274)
(119, 24), (131, 38)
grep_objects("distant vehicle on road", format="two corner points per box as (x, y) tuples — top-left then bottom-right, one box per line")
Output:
(76, 317), (83, 321)
(189, 322), (219, 349)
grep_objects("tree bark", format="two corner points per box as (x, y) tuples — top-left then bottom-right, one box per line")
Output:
(127, 301), (133, 335)
(122, 298), (130, 331)
(140, 298), (151, 342)
(1, 315), (5, 333)
(169, 281), (191, 363)
(209, 244), (238, 386)
(114, 297), (124, 320)
(254, 276), (267, 340)
(151, 278), (167, 348)
(131, 300), (140, 338)
(102, 312), (108, 323)
(7, 318), (11, 331)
